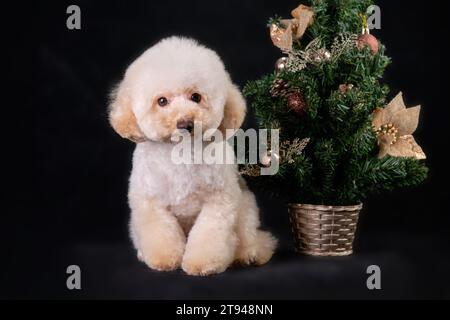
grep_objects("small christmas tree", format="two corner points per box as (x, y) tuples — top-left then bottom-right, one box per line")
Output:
(242, 0), (428, 207)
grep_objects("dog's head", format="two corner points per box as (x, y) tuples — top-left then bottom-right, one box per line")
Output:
(109, 37), (246, 143)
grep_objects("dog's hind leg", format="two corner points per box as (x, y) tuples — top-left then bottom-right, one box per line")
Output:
(234, 183), (277, 266)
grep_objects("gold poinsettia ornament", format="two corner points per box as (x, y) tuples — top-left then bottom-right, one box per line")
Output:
(269, 4), (314, 51)
(372, 92), (426, 160)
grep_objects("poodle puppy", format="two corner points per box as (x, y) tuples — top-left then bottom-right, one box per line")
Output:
(109, 37), (277, 276)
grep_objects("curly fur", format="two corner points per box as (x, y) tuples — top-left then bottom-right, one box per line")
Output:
(109, 37), (277, 276)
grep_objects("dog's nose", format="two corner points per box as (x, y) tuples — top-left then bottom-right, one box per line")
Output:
(176, 119), (194, 133)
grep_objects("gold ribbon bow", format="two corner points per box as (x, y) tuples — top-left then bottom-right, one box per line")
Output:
(269, 4), (315, 51)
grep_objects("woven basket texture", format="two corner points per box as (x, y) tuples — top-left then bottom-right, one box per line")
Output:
(288, 203), (363, 256)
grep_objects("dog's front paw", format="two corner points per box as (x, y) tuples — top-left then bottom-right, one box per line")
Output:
(143, 248), (183, 272)
(139, 236), (185, 272)
(181, 255), (230, 276)
(182, 241), (236, 276)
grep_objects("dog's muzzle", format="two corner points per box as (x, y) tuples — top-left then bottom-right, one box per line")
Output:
(176, 119), (194, 133)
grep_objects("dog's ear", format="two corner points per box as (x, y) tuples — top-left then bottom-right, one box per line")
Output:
(109, 82), (146, 143)
(219, 84), (247, 139)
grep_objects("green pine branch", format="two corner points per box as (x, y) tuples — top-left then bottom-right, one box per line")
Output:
(243, 0), (428, 205)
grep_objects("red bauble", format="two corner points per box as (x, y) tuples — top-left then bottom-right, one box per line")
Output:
(357, 33), (379, 55)
(287, 91), (307, 115)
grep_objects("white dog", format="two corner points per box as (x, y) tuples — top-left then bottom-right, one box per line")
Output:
(109, 37), (277, 276)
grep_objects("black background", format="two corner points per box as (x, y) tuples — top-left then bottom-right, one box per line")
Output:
(3, 0), (450, 299)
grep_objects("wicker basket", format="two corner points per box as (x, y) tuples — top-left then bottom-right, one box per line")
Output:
(288, 203), (363, 256)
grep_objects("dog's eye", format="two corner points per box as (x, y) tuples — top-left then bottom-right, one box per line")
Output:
(157, 97), (168, 107)
(191, 93), (202, 103)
